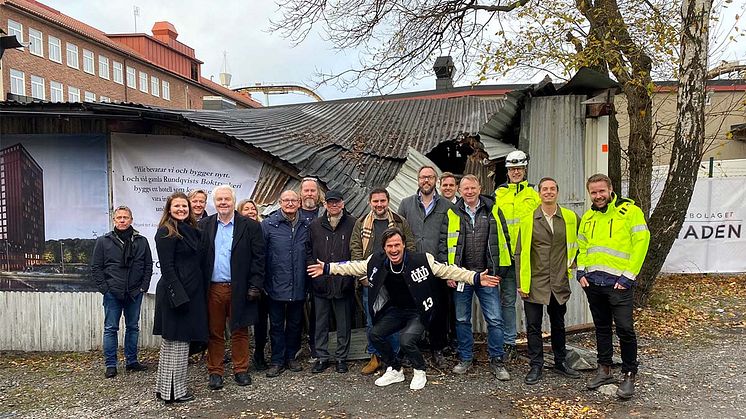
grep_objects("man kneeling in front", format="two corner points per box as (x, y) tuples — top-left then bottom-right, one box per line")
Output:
(308, 227), (500, 390)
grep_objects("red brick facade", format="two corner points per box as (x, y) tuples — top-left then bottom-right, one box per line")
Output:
(1, 1), (259, 109)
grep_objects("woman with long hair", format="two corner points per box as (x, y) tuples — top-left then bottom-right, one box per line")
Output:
(153, 192), (208, 403)
(237, 199), (261, 221)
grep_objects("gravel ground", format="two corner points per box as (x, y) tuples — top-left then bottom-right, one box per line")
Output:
(1, 322), (744, 419)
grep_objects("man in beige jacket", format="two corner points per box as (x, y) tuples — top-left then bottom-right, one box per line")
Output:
(515, 177), (582, 385)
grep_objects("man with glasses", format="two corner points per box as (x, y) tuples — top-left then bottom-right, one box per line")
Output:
(493, 150), (540, 361)
(91, 205), (153, 378)
(261, 190), (312, 377)
(398, 166), (453, 368)
(351, 187), (416, 375)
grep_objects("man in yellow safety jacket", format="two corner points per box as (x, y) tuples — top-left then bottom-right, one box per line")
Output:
(493, 150), (541, 360)
(577, 173), (650, 400)
(514, 177), (582, 385)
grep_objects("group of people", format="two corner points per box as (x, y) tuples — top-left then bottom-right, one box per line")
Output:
(90, 149), (650, 403)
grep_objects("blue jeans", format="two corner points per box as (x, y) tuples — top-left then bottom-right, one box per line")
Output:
(362, 286), (399, 355)
(453, 284), (505, 360)
(103, 291), (144, 368)
(500, 265), (518, 345)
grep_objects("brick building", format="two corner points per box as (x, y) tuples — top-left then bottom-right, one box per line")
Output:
(0, 143), (44, 271)
(0, 0), (260, 109)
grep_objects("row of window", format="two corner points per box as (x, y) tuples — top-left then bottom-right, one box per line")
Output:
(7, 19), (171, 100)
(11, 68), (110, 103)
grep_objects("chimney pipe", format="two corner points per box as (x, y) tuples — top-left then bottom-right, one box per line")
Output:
(433, 56), (455, 90)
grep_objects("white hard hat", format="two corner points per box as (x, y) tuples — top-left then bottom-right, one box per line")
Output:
(505, 150), (529, 168)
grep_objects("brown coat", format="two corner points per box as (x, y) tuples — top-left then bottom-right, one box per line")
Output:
(514, 206), (580, 305)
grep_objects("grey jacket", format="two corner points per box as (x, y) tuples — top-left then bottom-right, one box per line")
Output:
(398, 192), (452, 255)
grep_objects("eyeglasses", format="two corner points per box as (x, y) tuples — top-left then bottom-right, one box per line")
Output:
(418, 175), (436, 180)
(326, 200), (343, 206)
(280, 198), (300, 204)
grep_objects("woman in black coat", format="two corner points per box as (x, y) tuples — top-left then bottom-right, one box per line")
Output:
(153, 192), (208, 403)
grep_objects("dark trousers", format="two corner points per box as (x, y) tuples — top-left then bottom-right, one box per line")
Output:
(584, 283), (638, 374)
(207, 284), (249, 375)
(253, 293), (270, 360)
(427, 279), (450, 351)
(524, 294), (568, 368)
(268, 298), (305, 366)
(370, 306), (426, 371)
(314, 295), (352, 362)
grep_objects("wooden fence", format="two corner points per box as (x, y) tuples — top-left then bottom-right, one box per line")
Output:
(1, 281), (592, 351)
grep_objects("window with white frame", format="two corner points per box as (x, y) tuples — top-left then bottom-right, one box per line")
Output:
(68, 86), (80, 102)
(28, 28), (43, 57)
(113, 61), (123, 84)
(31, 75), (45, 100)
(48, 36), (61, 63)
(66, 43), (79, 69)
(10, 69), (25, 96)
(98, 56), (109, 80)
(126, 66), (136, 88)
(151, 76), (159, 97)
(84, 91), (96, 102)
(50, 81), (63, 102)
(7, 19), (23, 46)
(162, 80), (170, 100)
(139, 71), (148, 93)
(100, 96), (111, 103)
(83, 49), (94, 74)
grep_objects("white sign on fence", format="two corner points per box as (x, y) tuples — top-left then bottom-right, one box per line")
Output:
(111, 134), (263, 291)
(662, 178), (745, 273)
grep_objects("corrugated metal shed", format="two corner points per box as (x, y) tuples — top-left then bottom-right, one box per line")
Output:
(179, 95), (515, 216)
(479, 90), (527, 159)
(525, 95), (588, 215)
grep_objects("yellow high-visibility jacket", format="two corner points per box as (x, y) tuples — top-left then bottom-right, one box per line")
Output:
(494, 180), (541, 255)
(577, 194), (650, 283)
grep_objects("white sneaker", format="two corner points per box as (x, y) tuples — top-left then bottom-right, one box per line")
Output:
(410, 368), (427, 390)
(374, 366), (405, 387)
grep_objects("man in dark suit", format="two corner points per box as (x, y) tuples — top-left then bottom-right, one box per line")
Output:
(200, 185), (265, 390)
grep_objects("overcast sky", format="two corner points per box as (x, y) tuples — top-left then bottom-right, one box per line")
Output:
(41, 0), (436, 106)
(41, 0), (746, 107)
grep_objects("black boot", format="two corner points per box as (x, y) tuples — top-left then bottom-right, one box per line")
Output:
(524, 366), (542, 385)
(587, 364), (616, 389)
(616, 372), (636, 399)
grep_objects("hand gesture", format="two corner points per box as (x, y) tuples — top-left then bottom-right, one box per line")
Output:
(307, 259), (325, 278)
(479, 270), (500, 287)
(579, 276), (589, 288)
(446, 279), (457, 288)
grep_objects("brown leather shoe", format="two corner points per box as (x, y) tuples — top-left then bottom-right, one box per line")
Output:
(587, 364), (616, 389)
(616, 372), (636, 399)
(361, 354), (380, 375)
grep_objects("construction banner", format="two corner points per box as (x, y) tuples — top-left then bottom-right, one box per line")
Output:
(111, 133), (263, 291)
(662, 178), (745, 273)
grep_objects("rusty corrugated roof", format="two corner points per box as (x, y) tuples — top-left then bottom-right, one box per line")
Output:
(178, 95), (512, 215)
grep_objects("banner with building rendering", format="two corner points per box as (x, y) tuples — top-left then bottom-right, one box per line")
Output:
(110, 133), (263, 292)
(0, 135), (109, 290)
(662, 178), (746, 273)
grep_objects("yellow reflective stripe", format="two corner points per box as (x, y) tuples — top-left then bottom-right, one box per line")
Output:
(505, 218), (520, 225)
(587, 246), (630, 260)
(585, 265), (624, 276)
(577, 233), (587, 242)
(631, 224), (649, 233)
(447, 209), (460, 265)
